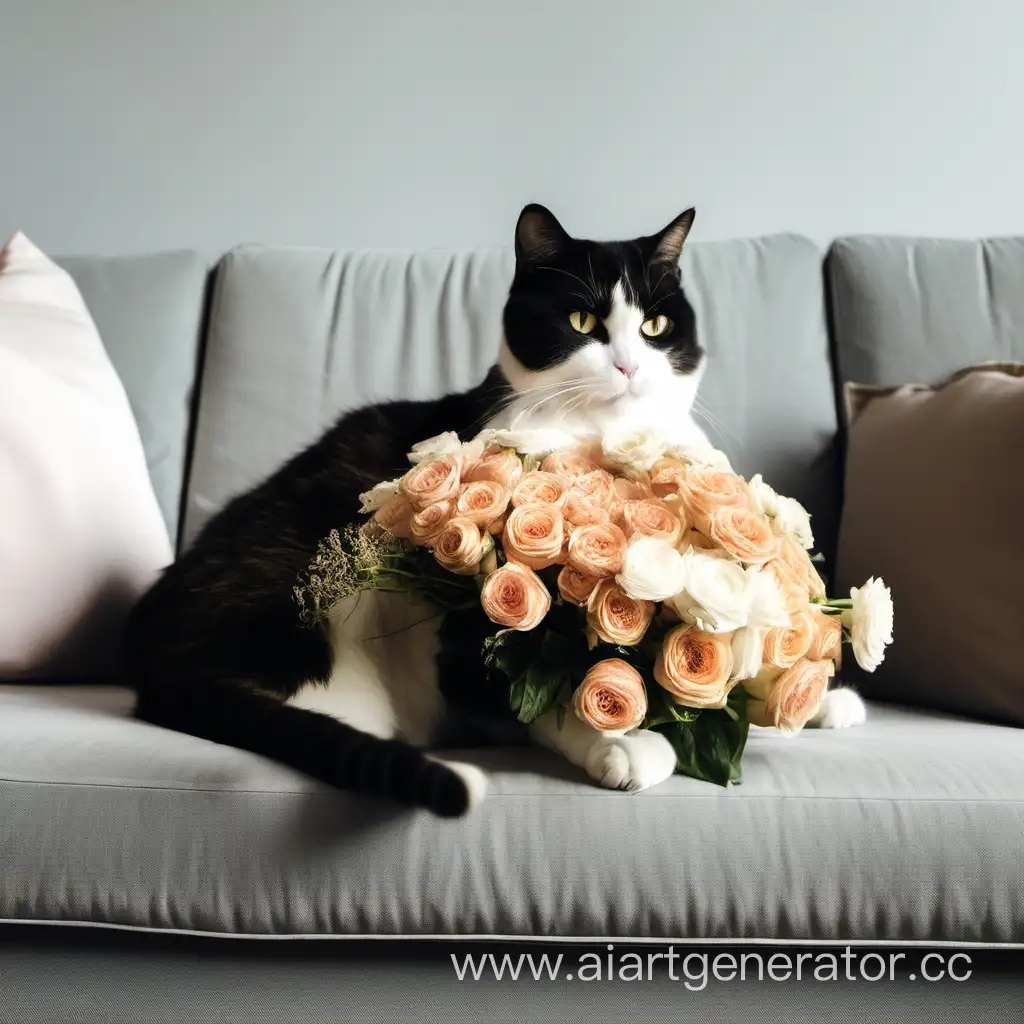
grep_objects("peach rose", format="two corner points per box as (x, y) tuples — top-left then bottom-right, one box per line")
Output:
(680, 470), (749, 526)
(503, 503), (565, 570)
(613, 475), (651, 502)
(776, 535), (827, 601)
(455, 479), (509, 531)
(464, 446), (524, 490)
(762, 611), (815, 670)
(480, 561), (551, 630)
(433, 516), (487, 575)
(409, 498), (454, 546)
(586, 580), (655, 646)
(764, 557), (812, 614)
(573, 659), (647, 732)
(608, 474), (655, 522)
(650, 458), (689, 498)
(400, 455), (461, 510)
(655, 624), (736, 709)
(558, 565), (601, 605)
(808, 608), (843, 663)
(541, 450), (597, 479)
(748, 657), (833, 734)
(706, 505), (777, 564)
(512, 471), (569, 509)
(373, 493), (414, 538)
(571, 468), (616, 509)
(619, 498), (685, 546)
(563, 494), (611, 529)
(567, 522), (628, 578)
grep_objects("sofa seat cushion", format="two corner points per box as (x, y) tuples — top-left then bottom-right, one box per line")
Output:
(1, 684), (1021, 944)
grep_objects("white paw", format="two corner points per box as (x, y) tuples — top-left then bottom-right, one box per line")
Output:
(808, 686), (867, 729)
(433, 759), (488, 811)
(584, 730), (677, 793)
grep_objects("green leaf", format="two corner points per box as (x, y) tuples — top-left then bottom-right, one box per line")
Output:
(483, 629), (531, 683)
(508, 672), (527, 717)
(642, 683), (702, 728)
(540, 628), (577, 668)
(656, 687), (749, 786)
(515, 662), (569, 724)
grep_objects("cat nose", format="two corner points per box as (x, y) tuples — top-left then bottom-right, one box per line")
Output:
(615, 363), (638, 379)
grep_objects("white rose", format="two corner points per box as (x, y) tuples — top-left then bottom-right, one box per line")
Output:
(665, 442), (734, 474)
(601, 428), (667, 472)
(666, 550), (752, 633)
(358, 477), (402, 513)
(731, 625), (768, 681)
(457, 437), (486, 470)
(773, 495), (814, 550)
(407, 431), (462, 464)
(747, 474), (815, 550)
(844, 577), (893, 672)
(474, 427), (577, 455)
(745, 564), (791, 630)
(615, 535), (688, 602)
(746, 474), (781, 517)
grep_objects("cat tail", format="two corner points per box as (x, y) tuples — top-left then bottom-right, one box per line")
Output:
(134, 677), (480, 817)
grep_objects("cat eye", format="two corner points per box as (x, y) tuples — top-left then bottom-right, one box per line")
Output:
(641, 315), (672, 338)
(569, 311), (598, 335)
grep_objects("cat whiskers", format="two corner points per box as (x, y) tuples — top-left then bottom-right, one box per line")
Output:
(510, 385), (591, 428)
(559, 391), (593, 422)
(509, 379), (600, 428)
(691, 395), (743, 449)
(490, 376), (587, 418)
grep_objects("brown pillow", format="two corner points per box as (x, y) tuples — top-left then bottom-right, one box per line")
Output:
(836, 363), (1024, 725)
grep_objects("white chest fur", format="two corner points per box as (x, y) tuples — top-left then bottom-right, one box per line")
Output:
(287, 591), (444, 745)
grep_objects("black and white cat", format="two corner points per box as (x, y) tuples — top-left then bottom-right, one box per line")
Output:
(126, 205), (864, 817)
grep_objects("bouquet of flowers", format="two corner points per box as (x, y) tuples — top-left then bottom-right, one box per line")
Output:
(294, 428), (893, 785)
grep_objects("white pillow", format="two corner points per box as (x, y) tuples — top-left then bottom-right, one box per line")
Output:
(0, 232), (173, 678)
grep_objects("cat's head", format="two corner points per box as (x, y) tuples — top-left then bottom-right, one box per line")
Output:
(500, 204), (703, 430)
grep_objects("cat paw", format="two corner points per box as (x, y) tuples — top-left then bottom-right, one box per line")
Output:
(808, 687), (867, 729)
(585, 730), (676, 793)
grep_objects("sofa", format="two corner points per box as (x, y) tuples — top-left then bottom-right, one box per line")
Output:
(1, 234), (1022, 1022)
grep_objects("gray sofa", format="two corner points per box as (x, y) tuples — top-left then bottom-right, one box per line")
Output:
(2, 235), (1022, 1022)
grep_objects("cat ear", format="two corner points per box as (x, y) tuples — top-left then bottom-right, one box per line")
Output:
(515, 204), (570, 264)
(648, 208), (695, 267)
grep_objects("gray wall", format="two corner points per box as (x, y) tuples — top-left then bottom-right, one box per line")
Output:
(3, 0), (1023, 257)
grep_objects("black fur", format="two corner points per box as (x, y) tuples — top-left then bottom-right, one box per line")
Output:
(126, 206), (700, 816)
(127, 374), (508, 816)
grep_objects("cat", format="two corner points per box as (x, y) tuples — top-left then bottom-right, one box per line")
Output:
(126, 204), (864, 818)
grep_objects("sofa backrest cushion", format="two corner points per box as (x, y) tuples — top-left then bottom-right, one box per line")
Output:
(827, 235), (1024, 397)
(58, 250), (207, 544)
(183, 237), (838, 551)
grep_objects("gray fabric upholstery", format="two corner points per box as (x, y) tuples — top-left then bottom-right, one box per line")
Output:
(827, 236), (1024, 398)
(685, 235), (839, 547)
(2, 684), (1021, 944)
(58, 251), (207, 542)
(184, 237), (838, 549)
(3, 930), (1019, 1024)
